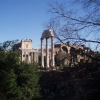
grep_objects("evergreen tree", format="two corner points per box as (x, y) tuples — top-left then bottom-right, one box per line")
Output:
(0, 40), (41, 100)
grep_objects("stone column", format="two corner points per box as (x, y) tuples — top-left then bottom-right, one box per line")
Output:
(31, 52), (33, 63)
(41, 38), (44, 67)
(34, 52), (36, 62)
(24, 52), (26, 62)
(31, 51), (34, 63)
(36, 53), (39, 63)
(46, 37), (49, 67)
(67, 47), (71, 54)
(21, 50), (23, 62)
(51, 36), (55, 67)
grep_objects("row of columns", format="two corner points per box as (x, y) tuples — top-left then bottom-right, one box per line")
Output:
(21, 51), (39, 63)
(41, 36), (55, 68)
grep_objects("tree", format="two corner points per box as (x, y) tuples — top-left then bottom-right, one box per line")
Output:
(0, 40), (41, 100)
(44, 1), (100, 99)
(45, 0), (100, 50)
(0, 40), (18, 51)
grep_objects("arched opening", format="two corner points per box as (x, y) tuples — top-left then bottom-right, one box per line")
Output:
(61, 46), (68, 53)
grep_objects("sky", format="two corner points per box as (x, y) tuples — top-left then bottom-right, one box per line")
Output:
(0, 0), (70, 49)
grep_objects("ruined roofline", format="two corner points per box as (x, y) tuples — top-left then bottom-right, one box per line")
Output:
(41, 29), (54, 39)
(21, 39), (32, 42)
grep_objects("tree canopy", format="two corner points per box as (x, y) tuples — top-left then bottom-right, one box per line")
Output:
(0, 40), (41, 100)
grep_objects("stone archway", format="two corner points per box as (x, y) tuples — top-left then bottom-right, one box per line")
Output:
(60, 44), (71, 54)
(61, 46), (68, 53)
(41, 29), (55, 68)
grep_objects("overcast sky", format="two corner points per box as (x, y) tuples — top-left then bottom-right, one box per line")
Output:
(0, 0), (74, 49)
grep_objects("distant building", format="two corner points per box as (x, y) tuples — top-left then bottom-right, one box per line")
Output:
(14, 39), (40, 63)
(14, 39), (95, 67)
(54, 42), (94, 67)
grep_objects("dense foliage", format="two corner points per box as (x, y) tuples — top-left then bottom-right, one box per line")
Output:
(0, 41), (41, 100)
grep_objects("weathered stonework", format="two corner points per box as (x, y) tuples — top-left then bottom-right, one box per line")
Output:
(15, 39), (40, 63)
(41, 29), (55, 68)
(14, 30), (94, 68)
(54, 42), (94, 67)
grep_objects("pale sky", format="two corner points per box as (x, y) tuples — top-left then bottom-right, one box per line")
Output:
(0, 0), (75, 49)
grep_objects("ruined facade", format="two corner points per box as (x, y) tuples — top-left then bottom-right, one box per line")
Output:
(15, 30), (94, 68)
(15, 39), (40, 63)
(54, 42), (94, 67)
(16, 39), (94, 67)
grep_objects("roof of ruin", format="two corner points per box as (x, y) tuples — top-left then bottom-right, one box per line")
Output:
(41, 29), (54, 38)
